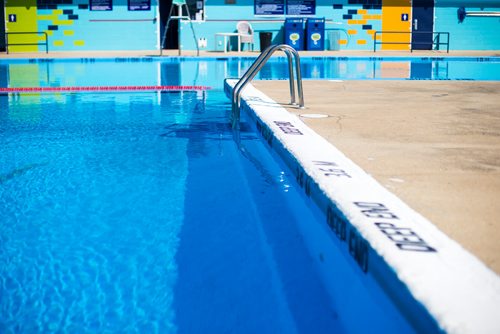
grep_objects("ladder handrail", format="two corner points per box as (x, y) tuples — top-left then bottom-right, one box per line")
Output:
(373, 31), (450, 53)
(230, 44), (304, 127)
(4, 32), (49, 54)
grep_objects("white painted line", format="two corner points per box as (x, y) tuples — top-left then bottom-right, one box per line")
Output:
(389, 177), (405, 183)
(299, 113), (330, 119)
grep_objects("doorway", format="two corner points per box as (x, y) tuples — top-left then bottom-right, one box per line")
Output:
(159, 0), (179, 50)
(411, 0), (434, 50)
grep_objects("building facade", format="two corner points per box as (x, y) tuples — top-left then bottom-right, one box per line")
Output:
(1, 0), (499, 52)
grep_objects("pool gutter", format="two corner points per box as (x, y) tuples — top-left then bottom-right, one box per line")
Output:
(225, 79), (500, 333)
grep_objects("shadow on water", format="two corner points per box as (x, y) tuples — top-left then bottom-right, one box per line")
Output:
(160, 119), (256, 141)
(171, 100), (341, 333)
(0, 162), (47, 184)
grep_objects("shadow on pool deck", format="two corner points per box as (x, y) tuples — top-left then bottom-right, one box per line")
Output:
(2, 48), (500, 275)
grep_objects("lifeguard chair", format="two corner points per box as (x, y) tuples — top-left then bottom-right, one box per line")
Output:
(161, 0), (199, 56)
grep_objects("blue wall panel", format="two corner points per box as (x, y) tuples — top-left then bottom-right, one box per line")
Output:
(65, 5), (159, 51)
(434, 2), (500, 50)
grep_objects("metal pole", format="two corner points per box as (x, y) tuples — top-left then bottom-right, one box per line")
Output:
(285, 49), (296, 105)
(182, 3), (199, 56)
(177, 5), (182, 56)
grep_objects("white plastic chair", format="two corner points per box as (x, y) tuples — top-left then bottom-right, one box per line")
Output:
(237, 21), (254, 51)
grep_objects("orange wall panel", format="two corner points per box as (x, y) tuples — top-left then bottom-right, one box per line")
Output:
(382, 0), (411, 50)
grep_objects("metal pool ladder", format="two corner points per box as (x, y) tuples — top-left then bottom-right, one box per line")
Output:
(229, 44), (304, 127)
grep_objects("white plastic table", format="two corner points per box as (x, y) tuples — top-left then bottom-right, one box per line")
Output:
(214, 33), (241, 53)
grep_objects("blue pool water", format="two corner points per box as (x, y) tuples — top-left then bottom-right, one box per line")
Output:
(0, 88), (341, 332)
(1, 56), (499, 89)
(1, 57), (497, 333)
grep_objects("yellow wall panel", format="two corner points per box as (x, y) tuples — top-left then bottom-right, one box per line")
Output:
(37, 15), (58, 21)
(53, 20), (74, 26)
(74, 40), (85, 46)
(63, 30), (75, 36)
(5, 0), (38, 52)
(348, 30), (358, 35)
(53, 40), (64, 47)
(357, 40), (367, 45)
(52, 9), (63, 15)
(382, 0), (411, 50)
(363, 14), (382, 20)
(339, 40), (348, 45)
(348, 19), (368, 25)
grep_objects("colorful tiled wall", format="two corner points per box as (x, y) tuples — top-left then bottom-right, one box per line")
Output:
(3, 0), (500, 52)
(179, 0), (500, 52)
(177, 0), (385, 52)
(330, 0), (383, 48)
(5, 0), (159, 52)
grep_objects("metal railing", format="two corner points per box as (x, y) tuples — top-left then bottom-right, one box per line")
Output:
(228, 44), (304, 128)
(464, 10), (500, 17)
(4, 32), (49, 54)
(373, 31), (450, 53)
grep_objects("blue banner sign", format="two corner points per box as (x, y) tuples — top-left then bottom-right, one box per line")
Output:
(287, 0), (315, 15)
(128, 0), (151, 11)
(255, 0), (285, 15)
(90, 0), (112, 11)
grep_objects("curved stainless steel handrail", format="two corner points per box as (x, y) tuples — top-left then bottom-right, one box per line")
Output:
(230, 44), (304, 127)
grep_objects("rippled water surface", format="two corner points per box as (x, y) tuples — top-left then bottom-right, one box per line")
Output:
(0, 73), (338, 333)
(3, 56), (493, 333)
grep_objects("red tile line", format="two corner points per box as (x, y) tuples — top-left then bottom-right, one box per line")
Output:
(0, 85), (211, 93)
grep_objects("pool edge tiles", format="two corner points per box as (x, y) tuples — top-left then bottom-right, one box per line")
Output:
(224, 79), (500, 333)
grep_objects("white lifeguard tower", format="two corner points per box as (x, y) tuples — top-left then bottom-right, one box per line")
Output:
(160, 0), (199, 56)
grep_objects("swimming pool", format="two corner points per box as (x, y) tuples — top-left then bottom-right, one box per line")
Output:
(1, 88), (345, 332)
(1, 56), (499, 89)
(1, 57), (499, 333)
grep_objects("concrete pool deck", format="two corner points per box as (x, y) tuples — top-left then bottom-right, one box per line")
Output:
(252, 79), (500, 276)
(1, 49), (499, 276)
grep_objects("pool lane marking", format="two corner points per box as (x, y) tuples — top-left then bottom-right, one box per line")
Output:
(0, 85), (211, 93)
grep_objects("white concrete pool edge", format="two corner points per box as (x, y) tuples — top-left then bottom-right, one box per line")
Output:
(225, 79), (500, 333)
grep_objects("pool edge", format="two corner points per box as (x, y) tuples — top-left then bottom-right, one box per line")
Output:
(225, 79), (500, 333)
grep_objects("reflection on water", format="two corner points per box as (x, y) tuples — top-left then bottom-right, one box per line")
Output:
(0, 57), (499, 92)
